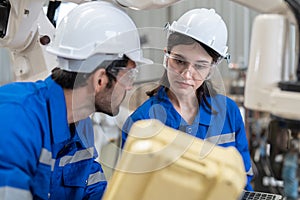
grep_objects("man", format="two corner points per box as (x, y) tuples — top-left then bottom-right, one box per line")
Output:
(0, 1), (152, 199)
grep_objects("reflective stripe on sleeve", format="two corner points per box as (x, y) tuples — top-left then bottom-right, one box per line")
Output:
(87, 172), (106, 186)
(0, 186), (32, 200)
(39, 148), (55, 171)
(59, 147), (94, 167)
(205, 132), (235, 145)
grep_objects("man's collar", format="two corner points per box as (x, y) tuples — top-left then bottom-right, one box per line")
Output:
(45, 76), (70, 144)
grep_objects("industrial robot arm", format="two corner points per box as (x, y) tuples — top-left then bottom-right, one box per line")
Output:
(0, 0), (57, 82)
(235, 0), (300, 121)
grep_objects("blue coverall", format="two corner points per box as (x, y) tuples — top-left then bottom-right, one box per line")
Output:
(0, 76), (107, 199)
(122, 87), (253, 191)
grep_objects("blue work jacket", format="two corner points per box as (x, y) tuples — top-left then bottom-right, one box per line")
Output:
(122, 87), (253, 191)
(0, 76), (107, 199)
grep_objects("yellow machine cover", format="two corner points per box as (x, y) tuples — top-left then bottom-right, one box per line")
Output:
(102, 119), (246, 200)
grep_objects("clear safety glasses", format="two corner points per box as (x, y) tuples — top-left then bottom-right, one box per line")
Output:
(107, 66), (140, 88)
(164, 52), (215, 81)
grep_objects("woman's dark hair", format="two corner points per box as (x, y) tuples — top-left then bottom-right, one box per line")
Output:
(167, 32), (222, 64)
(51, 55), (129, 89)
(146, 32), (222, 114)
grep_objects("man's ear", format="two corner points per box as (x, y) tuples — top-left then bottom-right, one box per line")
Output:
(93, 68), (107, 92)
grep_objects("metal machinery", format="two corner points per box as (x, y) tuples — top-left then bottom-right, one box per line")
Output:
(231, 0), (300, 197)
(1, 0), (300, 198)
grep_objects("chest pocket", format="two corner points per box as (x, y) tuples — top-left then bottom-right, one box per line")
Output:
(63, 159), (91, 187)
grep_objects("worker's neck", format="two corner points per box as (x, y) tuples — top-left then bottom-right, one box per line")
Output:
(64, 87), (95, 124)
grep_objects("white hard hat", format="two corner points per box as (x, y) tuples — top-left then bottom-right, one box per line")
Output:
(46, 1), (152, 73)
(168, 8), (228, 58)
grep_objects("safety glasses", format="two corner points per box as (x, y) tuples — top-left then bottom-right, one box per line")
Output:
(164, 52), (214, 81)
(107, 66), (140, 88)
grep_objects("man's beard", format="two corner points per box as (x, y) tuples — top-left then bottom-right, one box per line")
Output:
(94, 86), (125, 116)
(95, 104), (119, 116)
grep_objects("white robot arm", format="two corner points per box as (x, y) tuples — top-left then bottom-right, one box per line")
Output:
(231, 0), (300, 121)
(0, 0), (57, 82)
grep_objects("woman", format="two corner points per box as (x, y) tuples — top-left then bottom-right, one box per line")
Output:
(122, 8), (253, 190)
